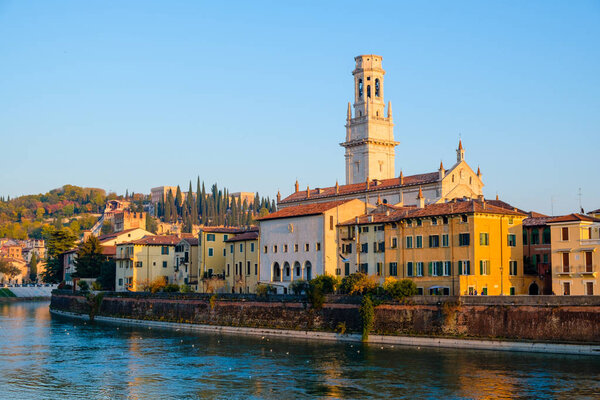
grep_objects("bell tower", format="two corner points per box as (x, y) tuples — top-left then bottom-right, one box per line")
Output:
(341, 55), (398, 185)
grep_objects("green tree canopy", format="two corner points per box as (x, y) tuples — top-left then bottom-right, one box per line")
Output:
(40, 227), (77, 283)
(73, 236), (104, 278)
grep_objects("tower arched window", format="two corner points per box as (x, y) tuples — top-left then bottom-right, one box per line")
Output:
(358, 79), (363, 98)
(367, 85), (371, 98)
(375, 79), (380, 97)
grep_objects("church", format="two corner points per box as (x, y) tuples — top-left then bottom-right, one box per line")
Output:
(278, 55), (484, 209)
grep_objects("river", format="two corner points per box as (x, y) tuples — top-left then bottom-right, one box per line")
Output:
(1, 301), (599, 399)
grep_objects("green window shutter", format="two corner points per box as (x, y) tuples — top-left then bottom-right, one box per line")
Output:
(479, 260), (483, 275)
(458, 261), (462, 275)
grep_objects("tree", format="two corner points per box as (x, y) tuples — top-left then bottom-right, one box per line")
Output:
(73, 236), (104, 278)
(29, 253), (39, 281)
(0, 258), (20, 280)
(40, 227), (77, 283)
(146, 215), (158, 234)
(96, 259), (116, 290)
(100, 220), (112, 235)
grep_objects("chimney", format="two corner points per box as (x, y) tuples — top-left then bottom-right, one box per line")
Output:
(295, 180), (299, 193)
(277, 190), (281, 203)
(386, 210), (390, 216)
(306, 186), (310, 198)
(399, 171), (404, 185)
(335, 180), (340, 194)
(377, 194), (381, 205)
(366, 176), (370, 190)
(368, 215), (373, 223)
(417, 187), (425, 209)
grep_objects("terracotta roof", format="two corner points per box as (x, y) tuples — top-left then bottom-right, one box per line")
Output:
(97, 228), (147, 242)
(486, 199), (528, 214)
(340, 199), (526, 226)
(200, 227), (247, 234)
(101, 245), (116, 256)
(548, 214), (600, 224)
(179, 237), (199, 246)
(279, 172), (440, 205)
(257, 200), (356, 221)
(523, 216), (554, 227)
(128, 235), (180, 246)
(589, 209), (600, 214)
(225, 230), (259, 242)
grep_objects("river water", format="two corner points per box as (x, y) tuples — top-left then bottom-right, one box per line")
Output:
(1, 301), (599, 400)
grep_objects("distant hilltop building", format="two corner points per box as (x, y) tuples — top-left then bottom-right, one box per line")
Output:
(278, 55), (483, 209)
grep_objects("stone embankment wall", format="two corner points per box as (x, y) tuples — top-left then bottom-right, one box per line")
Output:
(50, 292), (600, 343)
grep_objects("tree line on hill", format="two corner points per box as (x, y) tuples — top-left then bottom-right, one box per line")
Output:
(154, 179), (276, 232)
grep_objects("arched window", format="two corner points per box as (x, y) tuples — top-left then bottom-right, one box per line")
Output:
(358, 79), (363, 98)
(367, 85), (371, 98)
(294, 261), (301, 279)
(283, 262), (291, 281)
(272, 262), (281, 282)
(304, 261), (312, 281)
(375, 79), (380, 97)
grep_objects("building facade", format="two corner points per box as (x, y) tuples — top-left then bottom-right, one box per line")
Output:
(257, 199), (366, 294)
(224, 229), (259, 293)
(548, 214), (600, 295)
(174, 237), (199, 287)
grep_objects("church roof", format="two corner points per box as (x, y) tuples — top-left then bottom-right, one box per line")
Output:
(279, 172), (440, 205)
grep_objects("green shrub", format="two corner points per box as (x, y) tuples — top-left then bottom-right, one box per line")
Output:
(180, 284), (194, 293)
(289, 280), (308, 295)
(91, 281), (103, 291)
(383, 277), (418, 300)
(162, 284), (180, 293)
(77, 280), (89, 293)
(309, 274), (339, 294)
(359, 295), (375, 341)
(336, 321), (347, 335)
(340, 273), (379, 295)
(256, 283), (276, 297)
(307, 284), (325, 310)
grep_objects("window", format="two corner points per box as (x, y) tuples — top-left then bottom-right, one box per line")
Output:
(481, 287), (487, 295)
(585, 251), (593, 273)
(344, 262), (350, 275)
(458, 260), (471, 275)
(230, 244), (234, 254)
(563, 282), (571, 296)
(406, 262), (414, 277)
(335, 268), (341, 276)
(360, 226), (369, 233)
(561, 227), (569, 241)
(542, 228), (551, 244)
(118, 278), (123, 286)
(562, 252), (570, 272)
(429, 235), (440, 248)
(375, 78), (380, 97)
(135, 261), (142, 268)
(240, 244), (244, 252)
(224, 235), (228, 241)
(389, 262), (398, 276)
(283, 244), (288, 252)
(391, 237), (398, 248)
(507, 234), (516, 247)
(223, 249), (226, 257)
(255, 264), (258, 275)
(406, 220), (412, 227)
(359, 263), (368, 274)
(305, 243), (309, 252)
(523, 230), (528, 245)
(406, 236), (413, 249)
(429, 261), (443, 276)
(208, 248), (214, 257)
(479, 260), (490, 275)
(263, 246), (267, 254)
(294, 244), (299, 252)
(508, 217), (514, 225)
(442, 216), (449, 225)
(531, 229), (539, 245)
(342, 243), (353, 253)
(162, 261), (167, 268)
(431, 218), (438, 225)
(510, 287), (515, 296)
(251, 243), (255, 252)
(509, 260), (517, 276)
(376, 225), (385, 231)
(586, 282), (594, 295)
(247, 261), (251, 275)
(161, 246), (169, 255)
(479, 233), (489, 246)
(461, 215), (468, 223)
(207, 234), (215, 242)
(459, 233), (470, 246)
(443, 261), (452, 276)
(361, 243), (368, 253)
(377, 242), (385, 252)
(416, 235), (423, 248)
(376, 262), (382, 276)
(227, 264), (230, 276)
(316, 242), (321, 251)
(417, 219), (422, 227)
(416, 262), (424, 277)
(442, 234), (449, 247)
(330, 215), (334, 230)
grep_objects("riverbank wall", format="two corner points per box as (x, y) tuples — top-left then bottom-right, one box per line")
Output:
(50, 291), (600, 347)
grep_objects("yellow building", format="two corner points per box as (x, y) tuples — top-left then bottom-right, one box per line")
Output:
(548, 213), (600, 295)
(224, 229), (259, 293)
(115, 235), (180, 291)
(339, 198), (530, 295)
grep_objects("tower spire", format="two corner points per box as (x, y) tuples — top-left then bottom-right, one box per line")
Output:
(457, 139), (465, 162)
(347, 102), (352, 121)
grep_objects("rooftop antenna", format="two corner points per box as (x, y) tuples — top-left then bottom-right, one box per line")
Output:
(578, 188), (584, 213)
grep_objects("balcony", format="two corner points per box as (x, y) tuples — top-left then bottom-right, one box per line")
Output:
(579, 265), (597, 277)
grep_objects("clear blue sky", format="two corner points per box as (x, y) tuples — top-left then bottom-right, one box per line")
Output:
(1, 0), (598, 215)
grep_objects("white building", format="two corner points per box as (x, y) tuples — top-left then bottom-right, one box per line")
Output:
(256, 199), (366, 293)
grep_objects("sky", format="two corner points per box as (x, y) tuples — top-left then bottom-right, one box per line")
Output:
(0, 0), (598, 215)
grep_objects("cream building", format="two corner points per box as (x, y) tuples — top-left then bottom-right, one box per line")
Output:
(279, 55), (483, 210)
(257, 199), (366, 294)
(115, 235), (179, 292)
(224, 229), (259, 293)
(174, 237), (199, 287)
(548, 213), (600, 295)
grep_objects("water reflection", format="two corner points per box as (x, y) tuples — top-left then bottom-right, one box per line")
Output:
(0, 302), (599, 399)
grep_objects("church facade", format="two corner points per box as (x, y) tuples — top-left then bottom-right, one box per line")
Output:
(278, 55), (484, 209)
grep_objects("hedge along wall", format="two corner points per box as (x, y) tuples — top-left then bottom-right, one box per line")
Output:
(50, 292), (600, 343)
